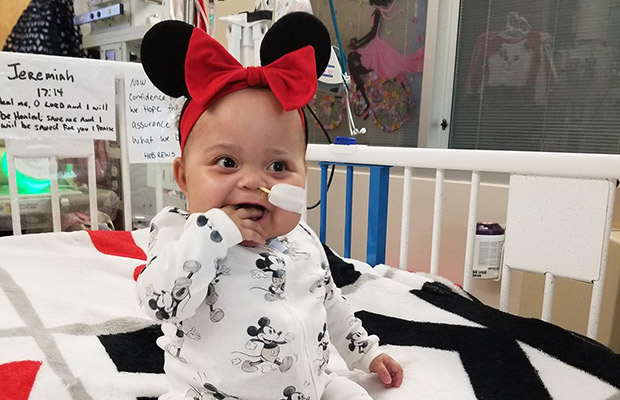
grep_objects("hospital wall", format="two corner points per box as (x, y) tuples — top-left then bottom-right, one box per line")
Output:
(0, 0), (31, 47)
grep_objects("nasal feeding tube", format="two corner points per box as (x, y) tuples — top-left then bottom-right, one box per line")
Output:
(259, 184), (306, 214)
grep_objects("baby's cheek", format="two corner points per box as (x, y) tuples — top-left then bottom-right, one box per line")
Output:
(271, 209), (302, 237)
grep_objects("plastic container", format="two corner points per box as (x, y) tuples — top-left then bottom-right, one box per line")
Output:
(473, 222), (505, 279)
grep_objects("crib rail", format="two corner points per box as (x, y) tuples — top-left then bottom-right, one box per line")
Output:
(307, 144), (620, 179)
(306, 143), (620, 340)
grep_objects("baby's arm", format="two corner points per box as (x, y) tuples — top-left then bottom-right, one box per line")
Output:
(324, 274), (404, 388)
(324, 282), (404, 386)
(135, 207), (242, 322)
(306, 228), (404, 388)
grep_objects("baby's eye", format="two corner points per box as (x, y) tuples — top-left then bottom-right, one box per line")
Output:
(267, 161), (287, 172)
(216, 157), (237, 168)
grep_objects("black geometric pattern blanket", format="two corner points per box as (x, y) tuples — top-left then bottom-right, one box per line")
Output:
(0, 229), (618, 400)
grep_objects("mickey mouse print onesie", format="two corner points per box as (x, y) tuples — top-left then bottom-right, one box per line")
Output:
(136, 206), (381, 400)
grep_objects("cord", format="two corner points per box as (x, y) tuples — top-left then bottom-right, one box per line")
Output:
(314, 0), (365, 207)
(305, 105), (335, 210)
(193, 0), (209, 30)
(305, 104), (332, 145)
(328, 0), (347, 74)
(325, 18), (367, 137)
(306, 166), (335, 210)
(341, 73), (367, 136)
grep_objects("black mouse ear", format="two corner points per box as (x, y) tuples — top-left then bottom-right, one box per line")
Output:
(141, 20), (193, 98)
(260, 12), (331, 79)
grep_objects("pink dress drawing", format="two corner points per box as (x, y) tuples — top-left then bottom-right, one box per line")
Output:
(356, 2), (424, 79)
(347, 0), (424, 132)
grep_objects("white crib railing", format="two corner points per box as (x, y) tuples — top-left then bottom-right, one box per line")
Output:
(306, 143), (620, 340)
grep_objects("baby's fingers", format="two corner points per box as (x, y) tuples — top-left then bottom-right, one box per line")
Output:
(236, 220), (267, 246)
(385, 359), (404, 388)
(370, 354), (403, 388)
(221, 205), (267, 245)
(374, 363), (392, 386)
(234, 206), (264, 221)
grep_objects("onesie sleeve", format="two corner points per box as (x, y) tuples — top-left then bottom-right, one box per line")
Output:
(135, 206), (242, 322)
(302, 223), (382, 372)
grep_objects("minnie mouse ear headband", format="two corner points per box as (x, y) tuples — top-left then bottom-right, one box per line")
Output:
(140, 12), (331, 152)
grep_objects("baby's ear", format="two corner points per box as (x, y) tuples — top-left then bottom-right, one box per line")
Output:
(172, 156), (188, 195)
(141, 20), (193, 98)
(259, 12), (332, 79)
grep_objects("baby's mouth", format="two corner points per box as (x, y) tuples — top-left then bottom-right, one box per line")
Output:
(237, 204), (266, 221)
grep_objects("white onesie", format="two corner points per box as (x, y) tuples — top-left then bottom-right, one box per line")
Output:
(136, 206), (381, 399)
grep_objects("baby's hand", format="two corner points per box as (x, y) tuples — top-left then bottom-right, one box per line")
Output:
(221, 205), (267, 246)
(369, 353), (403, 389)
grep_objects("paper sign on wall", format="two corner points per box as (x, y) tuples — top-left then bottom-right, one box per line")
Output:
(124, 68), (183, 164)
(0, 52), (115, 140)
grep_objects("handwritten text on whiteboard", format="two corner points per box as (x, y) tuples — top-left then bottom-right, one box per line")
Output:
(0, 52), (115, 140)
(124, 68), (183, 164)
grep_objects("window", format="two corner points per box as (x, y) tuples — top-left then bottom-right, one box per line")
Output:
(450, 0), (620, 154)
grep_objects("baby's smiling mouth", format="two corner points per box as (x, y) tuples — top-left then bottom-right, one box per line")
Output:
(236, 204), (266, 221)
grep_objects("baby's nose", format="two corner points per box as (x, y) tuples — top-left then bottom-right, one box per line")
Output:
(238, 168), (267, 190)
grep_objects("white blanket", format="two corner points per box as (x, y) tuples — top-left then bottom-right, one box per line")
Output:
(0, 229), (618, 400)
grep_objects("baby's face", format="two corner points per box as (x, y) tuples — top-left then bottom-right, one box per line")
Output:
(174, 88), (307, 239)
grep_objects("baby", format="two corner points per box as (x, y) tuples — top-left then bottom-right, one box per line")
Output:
(136, 13), (403, 400)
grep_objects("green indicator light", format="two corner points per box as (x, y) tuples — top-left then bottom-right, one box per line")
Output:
(1, 152), (51, 194)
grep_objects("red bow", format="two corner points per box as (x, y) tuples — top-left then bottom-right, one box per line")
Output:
(179, 28), (317, 151)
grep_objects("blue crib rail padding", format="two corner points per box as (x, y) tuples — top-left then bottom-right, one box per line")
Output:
(367, 165), (390, 265)
(344, 165), (354, 258)
(318, 162), (391, 266)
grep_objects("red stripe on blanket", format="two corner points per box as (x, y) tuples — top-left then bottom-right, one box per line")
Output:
(0, 360), (42, 400)
(134, 264), (147, 281)
(87, 230), (147, 261)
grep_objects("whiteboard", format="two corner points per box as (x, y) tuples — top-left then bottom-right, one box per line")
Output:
(0, 52), (115, 140)
(123, 67), (183, 163)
